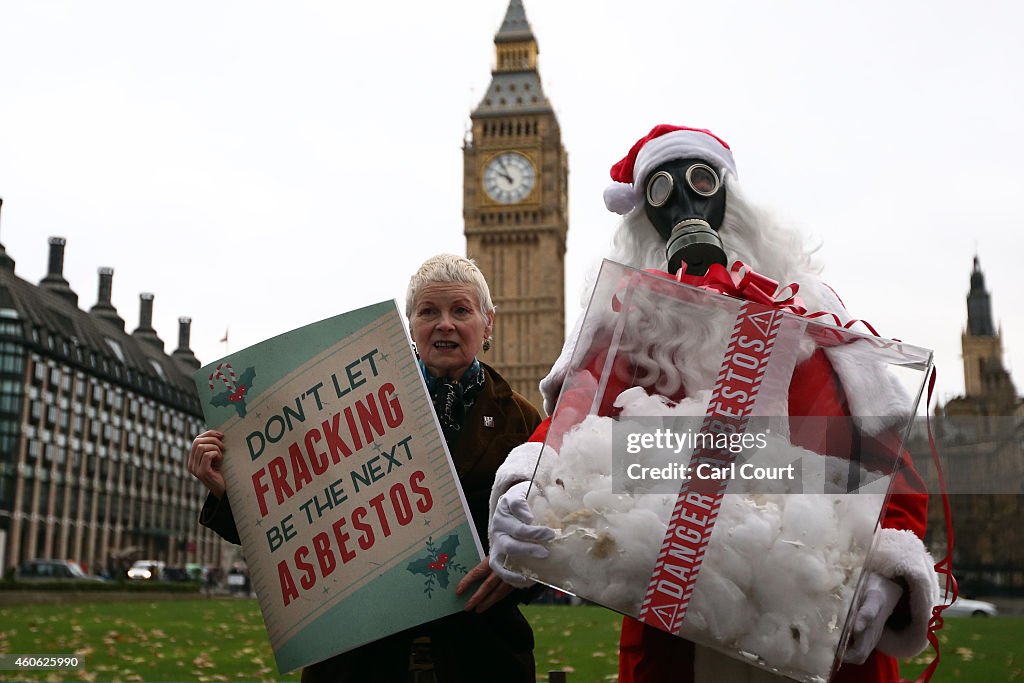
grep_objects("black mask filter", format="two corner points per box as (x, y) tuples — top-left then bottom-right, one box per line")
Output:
(643, 158), (727, 276)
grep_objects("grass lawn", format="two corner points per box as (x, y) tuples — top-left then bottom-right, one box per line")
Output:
(0, 598), (1019, 682)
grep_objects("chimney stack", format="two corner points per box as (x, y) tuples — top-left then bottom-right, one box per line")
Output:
(39, 236), (78, 305)
(132, 292), (164, 350)
(172, 316), (201, 370)
(0, 199), (15, 272)
(90, 267), (126, 330)
(138, 293), (154, 330)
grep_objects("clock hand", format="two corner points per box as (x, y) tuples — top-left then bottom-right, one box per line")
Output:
(498, 158), (515, 183)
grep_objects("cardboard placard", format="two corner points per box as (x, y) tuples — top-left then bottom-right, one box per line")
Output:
(196, 301), (482, 673)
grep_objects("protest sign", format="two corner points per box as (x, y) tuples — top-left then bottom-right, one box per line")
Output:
(196, 300), (482, 673)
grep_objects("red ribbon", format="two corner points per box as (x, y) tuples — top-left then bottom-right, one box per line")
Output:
(677, 261), (807, 315)
(665, 262), (908, 354)
(899, 366), (957, 683)
(613, 261), (805, 315)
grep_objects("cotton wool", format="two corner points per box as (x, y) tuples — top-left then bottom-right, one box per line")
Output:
(510, 388), (890, 683)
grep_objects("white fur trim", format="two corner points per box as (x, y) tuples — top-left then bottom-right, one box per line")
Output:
(604, 182), (638, 215)
(800, 279), (912, 436)
(865, 528), (939, 658)
(488, 441), (544, 525)
(825, 343), (912, 436)
(633, 129), (737, 193)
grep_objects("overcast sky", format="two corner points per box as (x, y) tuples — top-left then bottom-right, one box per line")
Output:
(1, 1), (1021, 410)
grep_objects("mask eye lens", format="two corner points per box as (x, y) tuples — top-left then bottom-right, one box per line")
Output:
(686, 164), (720, 196)
(646, 171), (673, 207)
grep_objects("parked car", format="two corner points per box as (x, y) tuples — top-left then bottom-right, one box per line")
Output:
(161, 566), (198, 582)
(126, 560), (166, 580)
(942, 597), (998, 617)
(16, 559), (99, 581)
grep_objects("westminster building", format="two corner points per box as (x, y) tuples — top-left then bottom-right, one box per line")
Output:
(0, 206), (223, 574)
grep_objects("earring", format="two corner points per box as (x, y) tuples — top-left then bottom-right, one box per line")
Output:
(482, 338), (492, 352)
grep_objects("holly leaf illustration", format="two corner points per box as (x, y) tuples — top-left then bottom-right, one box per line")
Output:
(437, 534), (460, 558)
(435, 567), (451, 589)
(210, 390), (232, 408)
(209, 390), (246, 417)
(406, 558), (433, 576)
(237, 366), (257, 388)
(406, 534), (467, 594)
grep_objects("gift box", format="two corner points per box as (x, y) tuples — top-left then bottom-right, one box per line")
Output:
(507, 260), (932, 683)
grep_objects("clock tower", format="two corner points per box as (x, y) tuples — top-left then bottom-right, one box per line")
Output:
(464, 0), (568, 412)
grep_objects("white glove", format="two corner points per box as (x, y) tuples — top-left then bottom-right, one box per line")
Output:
(488, 481), (556, 588)
(843, 572), (903, 665)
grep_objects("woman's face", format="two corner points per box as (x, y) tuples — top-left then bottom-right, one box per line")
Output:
(411, 282), (493, 380)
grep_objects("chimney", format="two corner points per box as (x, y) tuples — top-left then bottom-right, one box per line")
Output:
(172, 316), (201, 370)
(132, 292), (164, 350)
(0, 198), (16, 272)
(39, 237), (78, 306)
(90, 267), (126, 330)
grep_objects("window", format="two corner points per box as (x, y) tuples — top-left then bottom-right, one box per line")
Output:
(149, 360), (166, 381)
(105, 338), (125, 363)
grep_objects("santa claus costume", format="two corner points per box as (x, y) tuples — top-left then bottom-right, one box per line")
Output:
(488, 126), (941, 682)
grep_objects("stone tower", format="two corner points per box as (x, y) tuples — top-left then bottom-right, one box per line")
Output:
(463, 0), (568, 412)
(947, 256), (1018, 415)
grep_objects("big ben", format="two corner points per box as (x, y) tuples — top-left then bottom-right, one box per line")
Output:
(464, 0), (568, 412)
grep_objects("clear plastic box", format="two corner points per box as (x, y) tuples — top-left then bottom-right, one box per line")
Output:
(508, 260), (932, 682)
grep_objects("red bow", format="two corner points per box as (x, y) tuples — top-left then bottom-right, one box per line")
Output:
(676, 261), (806, 315)
(612, 261), (807, 316)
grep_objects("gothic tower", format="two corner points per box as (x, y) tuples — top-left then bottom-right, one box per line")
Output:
(463, 0), (568, 412)
(945, 256), (1019, 416)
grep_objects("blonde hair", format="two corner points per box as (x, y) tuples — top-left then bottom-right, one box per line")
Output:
(405, 254), (495, 319)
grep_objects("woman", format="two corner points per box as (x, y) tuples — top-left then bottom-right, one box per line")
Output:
(188, 254), (543, 682)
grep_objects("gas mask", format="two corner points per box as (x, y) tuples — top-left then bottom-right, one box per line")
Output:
(643, 157), (727, 276)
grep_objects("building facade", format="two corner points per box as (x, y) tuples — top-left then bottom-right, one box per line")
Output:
(0, 212), (224, 574)
(463, 0), (568, 411)
(915, 257), (1024, 595)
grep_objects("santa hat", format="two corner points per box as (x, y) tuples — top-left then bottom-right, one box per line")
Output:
(603, 124), (738, 215)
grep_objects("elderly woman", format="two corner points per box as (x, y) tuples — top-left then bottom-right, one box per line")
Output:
(188, 254), (543, 683)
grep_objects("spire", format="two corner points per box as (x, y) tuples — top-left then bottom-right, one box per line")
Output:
(473, 0), (551, 115)
(496, 0), (534, 43)
(966, 256), (995, 337)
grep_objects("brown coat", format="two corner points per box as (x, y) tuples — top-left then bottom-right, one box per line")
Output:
(200, 363), (542, 683)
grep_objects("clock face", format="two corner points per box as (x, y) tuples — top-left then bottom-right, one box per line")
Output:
(483, 152), (536, 204)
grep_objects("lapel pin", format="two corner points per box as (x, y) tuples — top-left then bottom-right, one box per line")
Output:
(483, 416), (495, 428)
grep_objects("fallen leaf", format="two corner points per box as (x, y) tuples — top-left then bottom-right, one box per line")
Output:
(193, 653), (216, 669)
